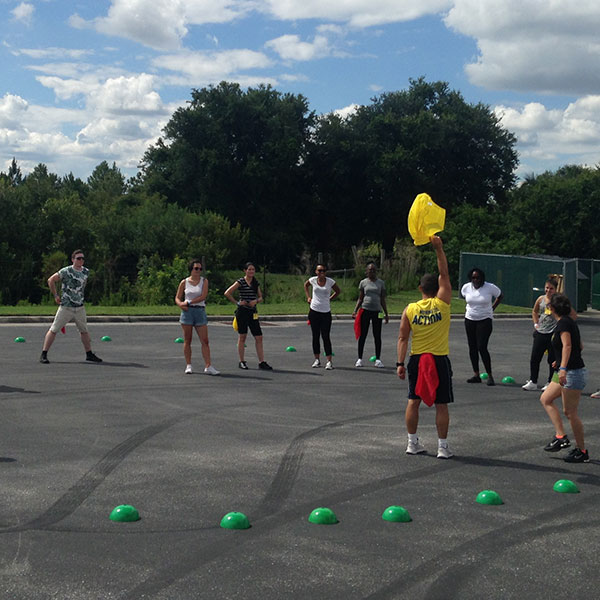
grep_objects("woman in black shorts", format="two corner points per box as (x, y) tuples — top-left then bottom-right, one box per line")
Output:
(224, 262), (273, 370)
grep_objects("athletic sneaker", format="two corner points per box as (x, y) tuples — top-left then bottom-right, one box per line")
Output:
(590, 389), (600, 399)
(325, 361), (333, 370)
(374, 359), (384, 368)
(543, 435), (570, 452)
(204, 365), (220, 375)
(467, 375), (481, 383)
(355, 358), (363, 368)
(238, 361), (248, 370)
(406, 439), (426, 455)
(437, 445), (454, 459)
(541, 383), (549, 391)
(564, 447), (590, 463)
(522, 380), (538, 391)
(311, 359), (321, 368)
(184, 364), (193, 374)
(40, 353), (49, 364)
(86, 352), (102, 363)
(258, 361), (273, 371)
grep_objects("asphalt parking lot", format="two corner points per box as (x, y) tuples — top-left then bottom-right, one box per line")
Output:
(1, 315), (600, 599)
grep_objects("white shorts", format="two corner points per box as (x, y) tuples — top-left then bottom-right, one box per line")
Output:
(50, 305), (88, 334)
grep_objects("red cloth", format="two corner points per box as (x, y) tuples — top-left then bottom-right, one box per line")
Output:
(415, 353), (439, 407)
(354, 308), (364, 340)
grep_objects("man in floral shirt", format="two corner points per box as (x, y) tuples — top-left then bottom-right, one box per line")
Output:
(40, 249), (102, 364)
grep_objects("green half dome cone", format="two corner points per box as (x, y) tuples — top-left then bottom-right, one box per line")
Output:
(110, 504), (140, 522)
(369, 355), (377, 362)
(476, 490), (503, 505)
(285, 346), (297, 352)
(553, 479), (580, 494)
(479, 372), (489, 380)
(308, 507), (338, 524)
(220, 511), (250, 529)
(101, 335), (112, 342)
(501, 376), (515, 384)
(174, 337), (184, 343)
(14, 337), (26, 343)
(382, 505), (412, 523)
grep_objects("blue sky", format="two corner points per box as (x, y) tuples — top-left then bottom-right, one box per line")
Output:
(2, 0), (600, 180)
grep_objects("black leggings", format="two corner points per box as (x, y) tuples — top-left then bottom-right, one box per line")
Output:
(358, 309), (382, 359)
(464, 318), (493, 374)
(529, 331), (555, 384)
(309, 309), (332, 356)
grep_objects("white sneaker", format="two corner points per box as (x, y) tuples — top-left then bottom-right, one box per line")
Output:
(374, 359), (384, 368)
(325, 361), (334, 370)
(541, 383), (549, 391)
(437, 445), (454, 459)
(522, 380), (538, 391)
(204, 365), (220, 375)
(355, 358), (363, 368)
(406, 439), (426, 455)
(591, 389), (600, 399)
(311, 359), (321, 368)
(184, 365), (193, 374)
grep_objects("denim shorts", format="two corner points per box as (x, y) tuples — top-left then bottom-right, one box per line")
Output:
(179, 306), (208, 327)
(564, 367), (587, 390)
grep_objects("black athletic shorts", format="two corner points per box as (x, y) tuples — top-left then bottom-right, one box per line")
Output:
(407, 354), (454, 404)
(235, 307), (262, 336)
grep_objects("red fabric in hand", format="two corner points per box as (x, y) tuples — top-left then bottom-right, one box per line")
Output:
(415, 353), (439, 407)
(354, 308), (364, 340)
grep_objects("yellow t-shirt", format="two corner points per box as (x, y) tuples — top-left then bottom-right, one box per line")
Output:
(406, 296), (450, 356)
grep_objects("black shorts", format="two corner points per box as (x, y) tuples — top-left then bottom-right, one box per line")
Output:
(235, 308), (262, 336)
(407, 354), (454, 404)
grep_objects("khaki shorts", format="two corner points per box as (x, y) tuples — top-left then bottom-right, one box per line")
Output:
(50, 305), (88, 334)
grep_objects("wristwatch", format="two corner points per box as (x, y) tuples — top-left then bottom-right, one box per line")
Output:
(396, 362), (405, 367)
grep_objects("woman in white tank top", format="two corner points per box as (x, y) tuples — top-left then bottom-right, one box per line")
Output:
(175, 259), (219, 375)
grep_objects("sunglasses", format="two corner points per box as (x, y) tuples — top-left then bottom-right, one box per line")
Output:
(74, 256), (85, 260)
(317, 269), (326, 273)
(193, 266), (203, 271)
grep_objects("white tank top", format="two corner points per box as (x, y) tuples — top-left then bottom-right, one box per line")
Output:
(184, 277), (205, 307)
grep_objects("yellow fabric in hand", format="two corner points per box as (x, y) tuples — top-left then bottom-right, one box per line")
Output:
(232, 316), (238, 331)
(408, 193), (446, 246)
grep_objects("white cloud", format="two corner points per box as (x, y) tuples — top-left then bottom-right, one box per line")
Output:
(333, 103), (360, 119)
(446, 0), (600, 94)
(153, 49), (272, 82)
(12, 47), (93, 60)
(89, 74), (164, 115)
(265, 34), (331, 62)
(260, 0), (452, 27)
(72, 0), (251, 51)
(11, 2), (34, 25)
(0, 94), (29, 129)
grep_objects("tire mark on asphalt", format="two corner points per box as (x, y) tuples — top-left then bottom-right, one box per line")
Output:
(0, 415), (190, 534)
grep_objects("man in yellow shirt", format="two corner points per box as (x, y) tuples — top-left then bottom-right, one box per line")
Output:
(397, 236), (453, 459)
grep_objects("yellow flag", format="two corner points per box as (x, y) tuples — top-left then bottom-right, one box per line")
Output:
(407, 193), (446, 246)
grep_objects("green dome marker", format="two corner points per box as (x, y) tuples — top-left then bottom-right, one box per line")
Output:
(480, 372), (489, 380)
(476, 490), (503, 505)
(369, 355), (377, 362)
(553, 479), (580, 494)
(285, 346), (297, 352)
(110, 504), (140, 522)
(174, 337), (184, 343)
(308, 507), (338, 524)
(101, 335), (112, 342)
(501, 376), (515, 384)
(382, 505), (412, 523)
(220, 511), (250, 529)
(14, 337), (26, 343)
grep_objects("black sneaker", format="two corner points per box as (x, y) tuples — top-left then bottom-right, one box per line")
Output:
(86, 352), (102, 363)
(544, 435), (570, 452)
(238, 361), (248, 370)
(258, 361), (273, 371)
(467, 376), (481, 383)
(564, 447), (590, 463)
(40, 353), (49, 364)
(486, 375), (496, 386)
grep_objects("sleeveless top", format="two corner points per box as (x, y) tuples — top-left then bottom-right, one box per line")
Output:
(536, 296), (557, 334)
(184, 277), (205, 307)
(405, 296), (451, 356)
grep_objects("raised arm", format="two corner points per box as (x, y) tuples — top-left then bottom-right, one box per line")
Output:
(430, 235), (451, 305)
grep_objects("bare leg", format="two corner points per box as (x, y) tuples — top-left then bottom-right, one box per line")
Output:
(182, 325), (193, 364)
(435, 404), (449, 439)
(405, 398), (421, 435)
(539, 382), (565, 436)
(255, 335), (265, 363)
(80, 331), (92, 352)
(562, 389), (585, 449)
(196, 325), (211, 367)
(238, 334), (247, 362)
(42, 329), (57, 352)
